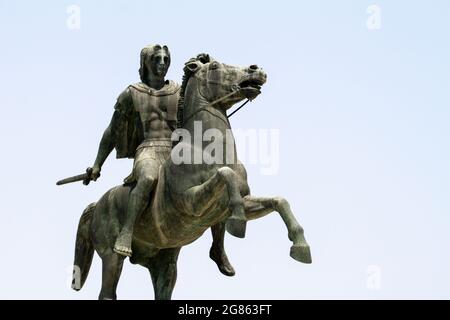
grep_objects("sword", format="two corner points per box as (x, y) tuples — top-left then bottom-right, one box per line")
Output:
(56, 167), (98, 186)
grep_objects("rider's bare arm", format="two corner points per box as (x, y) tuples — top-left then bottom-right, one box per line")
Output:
(91, 89), (132, 180)
(92, 117), (116, 179)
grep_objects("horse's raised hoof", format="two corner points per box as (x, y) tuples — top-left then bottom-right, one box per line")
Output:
(113, 245), (132, 257)
(209, 247), (236, 277)
(225, 217), (247, 238)
(290, 244), (312, 264)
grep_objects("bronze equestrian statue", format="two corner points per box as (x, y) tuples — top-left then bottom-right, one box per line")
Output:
(68, 46), (312, 300)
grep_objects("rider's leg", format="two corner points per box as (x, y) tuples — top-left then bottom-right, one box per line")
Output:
(114, 164), (157, 257)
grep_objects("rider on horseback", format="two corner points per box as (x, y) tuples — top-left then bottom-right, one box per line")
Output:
(88, 45), (235, 275)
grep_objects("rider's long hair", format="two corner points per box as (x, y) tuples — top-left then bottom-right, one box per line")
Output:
(138, 44), (171, 83)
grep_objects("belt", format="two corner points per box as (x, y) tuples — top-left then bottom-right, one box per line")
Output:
(137, 138), (172, 149)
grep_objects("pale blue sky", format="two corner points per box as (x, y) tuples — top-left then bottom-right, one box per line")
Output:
(0, 0), (449, 299)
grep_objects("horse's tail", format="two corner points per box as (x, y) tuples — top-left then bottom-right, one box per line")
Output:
(72, 202), (96, 291)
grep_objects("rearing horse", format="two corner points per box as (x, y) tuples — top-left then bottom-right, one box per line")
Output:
(71, 56), (311, 300)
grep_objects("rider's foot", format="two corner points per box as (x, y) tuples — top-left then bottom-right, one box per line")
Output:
(209, 246), (235, 277)
(114, 233), (133, 257)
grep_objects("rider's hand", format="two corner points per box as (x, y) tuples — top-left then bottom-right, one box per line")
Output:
(90, 165), (101, 181)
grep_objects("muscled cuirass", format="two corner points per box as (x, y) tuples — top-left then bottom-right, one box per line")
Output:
(128, 81), (180, 139)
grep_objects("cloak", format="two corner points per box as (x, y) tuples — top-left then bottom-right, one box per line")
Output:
(112, 87), (142, 159)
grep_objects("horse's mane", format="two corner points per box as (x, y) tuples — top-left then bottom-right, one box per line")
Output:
(175, 65), (190, 129)
(176, 54), (211, 128)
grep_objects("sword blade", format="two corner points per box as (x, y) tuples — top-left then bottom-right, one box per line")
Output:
(56, 173), (90, 186)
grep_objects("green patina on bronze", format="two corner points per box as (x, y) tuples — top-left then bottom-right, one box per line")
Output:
(66, 46), (311, 300)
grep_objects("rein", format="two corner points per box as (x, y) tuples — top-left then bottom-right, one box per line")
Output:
(182, 87), (250, 126)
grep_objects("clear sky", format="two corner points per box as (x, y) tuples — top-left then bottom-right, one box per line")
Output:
(0, 0), (449, 299)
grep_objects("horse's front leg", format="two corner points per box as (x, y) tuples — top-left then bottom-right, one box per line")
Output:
(243, 196), (312, 264)
(210, 222), (235, 276)
(181, 166), (247, 238)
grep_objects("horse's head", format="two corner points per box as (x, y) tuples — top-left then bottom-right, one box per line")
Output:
(184, 56), (267, 111)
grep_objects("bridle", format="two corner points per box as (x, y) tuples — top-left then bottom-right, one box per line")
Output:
(182, 81), (250, 127)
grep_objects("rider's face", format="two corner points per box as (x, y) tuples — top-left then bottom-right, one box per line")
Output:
(148, 51), (170, 78)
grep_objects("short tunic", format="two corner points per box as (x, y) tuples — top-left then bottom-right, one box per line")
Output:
(124, 139), (172, 184)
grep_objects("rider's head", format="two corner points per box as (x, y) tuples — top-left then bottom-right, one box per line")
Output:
(139, 44), (171, 82)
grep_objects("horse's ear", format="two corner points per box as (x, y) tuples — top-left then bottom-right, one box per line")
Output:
(196, 53), (212, 64)
(184, 60), (202, 74)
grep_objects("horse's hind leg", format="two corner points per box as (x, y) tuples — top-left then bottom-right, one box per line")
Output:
(99, 253), (125, 300)
(146, 248), (181, 300)
(243, 196), (312, 264)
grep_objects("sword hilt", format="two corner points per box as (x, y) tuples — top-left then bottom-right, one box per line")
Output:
(83, 167), (96, 185)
